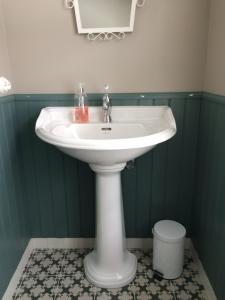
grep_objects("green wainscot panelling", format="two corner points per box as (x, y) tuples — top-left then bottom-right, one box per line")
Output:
(2, 91), (225, 300)
(0, 95), (29, 297)
(15, 92), (201, 238)
(192, 92), (225, 300)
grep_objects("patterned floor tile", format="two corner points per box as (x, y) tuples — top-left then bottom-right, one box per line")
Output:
(23, 249), (65, 277)
(12, 248), (207, 300)
(130, 249), (152, 274)
(13, 274), (59, 299)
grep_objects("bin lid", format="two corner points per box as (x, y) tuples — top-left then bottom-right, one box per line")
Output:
(153, 220), (186, 243)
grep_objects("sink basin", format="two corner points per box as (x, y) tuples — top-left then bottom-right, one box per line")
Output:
(35, 105), (176, 288)
(35, 106), (176, 165)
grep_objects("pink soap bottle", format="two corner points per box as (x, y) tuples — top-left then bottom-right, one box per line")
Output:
(73, 84), (89, 123)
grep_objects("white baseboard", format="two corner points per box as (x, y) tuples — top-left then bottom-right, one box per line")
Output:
(3, 238), (216, 300)
(29, 237), (155, 249)
(28, 237), (191, 250)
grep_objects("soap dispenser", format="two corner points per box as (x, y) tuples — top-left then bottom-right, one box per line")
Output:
(73, 84), (89, 123)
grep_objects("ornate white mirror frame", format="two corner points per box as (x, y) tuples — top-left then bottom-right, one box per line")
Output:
(65, 0), (146, 40)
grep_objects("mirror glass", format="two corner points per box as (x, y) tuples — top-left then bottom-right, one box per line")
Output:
(74, 0), (137, 34)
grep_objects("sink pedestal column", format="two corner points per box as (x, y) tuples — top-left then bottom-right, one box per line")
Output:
(84, 163), (137, 288)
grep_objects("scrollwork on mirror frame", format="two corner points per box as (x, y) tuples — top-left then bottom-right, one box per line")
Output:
(87, 32), (126, 41)
(65, 0), (146, 9)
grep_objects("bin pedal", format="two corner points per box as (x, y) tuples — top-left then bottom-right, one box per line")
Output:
(153, 270), (164, 281)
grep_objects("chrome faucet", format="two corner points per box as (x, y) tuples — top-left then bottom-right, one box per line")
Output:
(102, 84), (112, 123)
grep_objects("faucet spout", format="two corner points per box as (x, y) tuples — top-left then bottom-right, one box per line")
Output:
(102, 85), (112, 123)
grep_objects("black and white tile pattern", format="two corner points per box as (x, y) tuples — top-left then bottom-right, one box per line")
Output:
(12, 249), (206, 300)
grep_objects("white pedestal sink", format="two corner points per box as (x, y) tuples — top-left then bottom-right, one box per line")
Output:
(36, 106), (176, 288)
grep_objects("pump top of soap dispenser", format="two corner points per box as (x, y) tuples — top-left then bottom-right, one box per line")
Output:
(78, 84), (87, 107)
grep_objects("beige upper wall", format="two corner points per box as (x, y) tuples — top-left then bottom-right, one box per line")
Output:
(204, 0), (225, 96)
(2, 0), (209, 93)
(0, 0), (13, 93)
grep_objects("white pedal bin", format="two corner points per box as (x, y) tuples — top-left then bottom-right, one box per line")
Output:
(153, 220), (186, 279)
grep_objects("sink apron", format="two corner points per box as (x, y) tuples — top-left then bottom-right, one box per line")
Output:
(84, 163), (137, 288)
